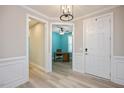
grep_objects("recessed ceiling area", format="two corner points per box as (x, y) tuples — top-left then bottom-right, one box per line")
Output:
(52, 25), (72, 33)
(27, 5), (116, 19)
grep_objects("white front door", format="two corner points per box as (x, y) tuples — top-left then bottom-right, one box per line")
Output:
(84, 14), (111, 79)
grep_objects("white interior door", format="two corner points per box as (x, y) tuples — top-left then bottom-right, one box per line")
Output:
(84, 14), (111, 79)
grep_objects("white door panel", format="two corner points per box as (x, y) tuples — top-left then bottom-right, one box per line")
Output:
(84, 15), (111, 79)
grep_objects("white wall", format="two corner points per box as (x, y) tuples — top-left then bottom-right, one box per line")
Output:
(0, 5), (49, 87)
(0, 6), (49, 58)
(0, 6), (26, 58)
(29, 23), (45, 69)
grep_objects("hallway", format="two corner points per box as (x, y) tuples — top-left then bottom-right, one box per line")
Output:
(18, 62), (124, 88)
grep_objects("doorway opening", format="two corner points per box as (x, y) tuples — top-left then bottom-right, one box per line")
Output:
(26, 15), (48, 77)
(28, 17), (45, 70)
(51, 23), (74, 73)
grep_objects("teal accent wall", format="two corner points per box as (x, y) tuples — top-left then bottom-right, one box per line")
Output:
(52, 32), (72, 57)
(52, 32), (61, 57)
(60, 32), (72, 52)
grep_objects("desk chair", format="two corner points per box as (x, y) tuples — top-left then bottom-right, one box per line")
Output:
(54, 49), (63, 62)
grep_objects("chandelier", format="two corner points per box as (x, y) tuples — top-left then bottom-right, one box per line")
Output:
(60, 5), (73, 21)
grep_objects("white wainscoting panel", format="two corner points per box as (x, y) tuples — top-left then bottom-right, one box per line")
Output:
(111, 56), (124, 85)
(0, 56), (28, 88)
(73, 53), (84, 73)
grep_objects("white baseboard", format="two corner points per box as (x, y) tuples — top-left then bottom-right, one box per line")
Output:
(0, 56), (29, 88)
(30, 62), (46, 72)
(111, 56), (124, 85)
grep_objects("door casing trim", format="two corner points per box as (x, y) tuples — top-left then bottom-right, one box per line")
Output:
(26, 14), (49, 73)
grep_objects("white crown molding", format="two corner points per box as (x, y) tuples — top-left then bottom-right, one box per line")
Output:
(21, 5), (50, 20)
(48, 17), (60, 22)
(73, 5), (120, 21)
(21, 5), (120, 22)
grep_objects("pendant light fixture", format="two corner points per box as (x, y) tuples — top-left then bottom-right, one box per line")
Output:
(59, 27), (64, 35)
(60, 5), (73, 21)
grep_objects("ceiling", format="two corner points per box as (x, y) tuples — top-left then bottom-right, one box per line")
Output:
(52, 25), (72, 33)
(27, 5), (116, 20)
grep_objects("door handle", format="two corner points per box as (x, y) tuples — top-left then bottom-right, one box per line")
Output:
(85, 48), (88, 55)
(85, 48), (88, 52)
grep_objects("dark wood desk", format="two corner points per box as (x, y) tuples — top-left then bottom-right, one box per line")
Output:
(54, 52), (70, 62)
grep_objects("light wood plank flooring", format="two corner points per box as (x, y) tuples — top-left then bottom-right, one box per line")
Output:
(18, 62), (124, 88)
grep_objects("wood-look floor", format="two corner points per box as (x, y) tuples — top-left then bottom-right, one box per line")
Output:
(18, 62), (124, 88)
